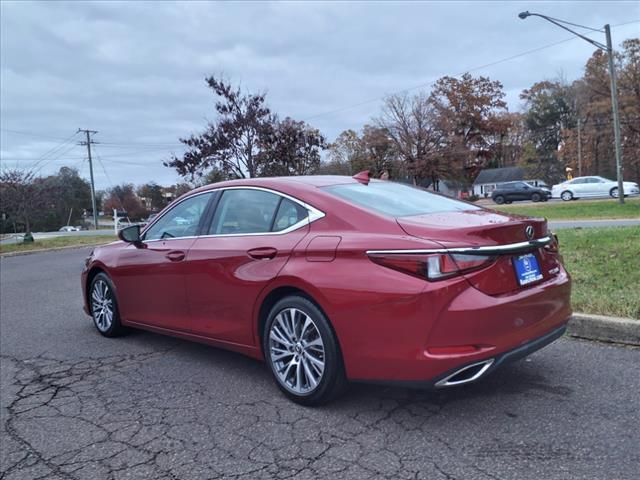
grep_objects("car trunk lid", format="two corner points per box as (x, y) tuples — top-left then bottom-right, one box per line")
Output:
(397, 209), (558, 295)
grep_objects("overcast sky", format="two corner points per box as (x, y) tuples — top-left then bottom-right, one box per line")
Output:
(1, 1), (638, 189)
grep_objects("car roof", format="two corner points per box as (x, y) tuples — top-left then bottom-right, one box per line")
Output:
(187, 175), (371, 197)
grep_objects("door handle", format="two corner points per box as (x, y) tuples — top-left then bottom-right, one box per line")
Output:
(247, 247), (277, 260)
(166, 250), (186, 262)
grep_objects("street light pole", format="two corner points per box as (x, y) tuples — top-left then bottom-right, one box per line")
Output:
(518, 11), (625, 204)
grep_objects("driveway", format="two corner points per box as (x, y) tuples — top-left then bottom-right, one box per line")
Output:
(1, 248), (639, 479)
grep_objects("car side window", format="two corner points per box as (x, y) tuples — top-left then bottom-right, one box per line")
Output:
(272, 198), (308, 232)
(209, 189), (281, 235)
(143, 192), (213, 241)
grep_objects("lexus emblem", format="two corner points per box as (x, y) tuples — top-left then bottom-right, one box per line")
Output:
(525, 225), (534, 239)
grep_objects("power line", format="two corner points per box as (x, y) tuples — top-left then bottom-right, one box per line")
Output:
(26, 131), (79, 174)
(2, 128), (183, 147)
(99, 142), (183, 147)
(94, 149), (129, 216)
(29, 141), (80, 177)
(304, 20), (640, 122)
(0, 129), (73, 141)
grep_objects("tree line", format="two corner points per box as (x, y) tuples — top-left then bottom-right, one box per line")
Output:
(169, 38), (639, 187)
(0, 167), (191, 234)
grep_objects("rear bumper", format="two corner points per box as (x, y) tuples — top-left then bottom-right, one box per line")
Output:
(341, 266), (571, 383)
(357, 324), (567, 390)
(430, 323), (566, 389)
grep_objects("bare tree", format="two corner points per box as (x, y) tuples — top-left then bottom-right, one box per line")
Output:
(377, 93), (446, 187)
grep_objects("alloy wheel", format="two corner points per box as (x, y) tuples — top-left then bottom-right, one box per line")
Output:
(268, 307), (325, 395)
(91, 279), (114, 332)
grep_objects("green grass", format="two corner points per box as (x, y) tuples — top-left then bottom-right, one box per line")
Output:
(557, 226), (640, 319)
(0, 235), (116, 255)
(493, 197), (640, 220)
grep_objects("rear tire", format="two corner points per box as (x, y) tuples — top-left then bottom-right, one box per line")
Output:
(493, 195), (505, 205)
(89, 273), (125, 337)
(561, 191), (573, 201)
(610, 187), (618, 198)
(263, 295), (347, 406)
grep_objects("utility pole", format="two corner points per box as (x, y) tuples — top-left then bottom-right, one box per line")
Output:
(577, 118), (582, 177)
(605, 24), (625, 204)
(518, 12), (625, 204)
(78, 129), (99, 229)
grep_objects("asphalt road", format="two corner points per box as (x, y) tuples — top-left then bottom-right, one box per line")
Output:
(1, 249), (639, 480)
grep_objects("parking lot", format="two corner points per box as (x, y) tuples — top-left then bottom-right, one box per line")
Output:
(1, 248), (639, 480)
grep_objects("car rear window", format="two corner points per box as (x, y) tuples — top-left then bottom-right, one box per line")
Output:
(323, 181), (478, 217)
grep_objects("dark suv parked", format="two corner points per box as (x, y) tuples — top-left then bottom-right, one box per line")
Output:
(491, 182), (551, 204)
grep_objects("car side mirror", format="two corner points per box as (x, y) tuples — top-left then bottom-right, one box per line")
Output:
(118, 224), (142, 244)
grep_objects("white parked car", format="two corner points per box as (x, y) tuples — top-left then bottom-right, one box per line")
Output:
(59, 225), (80, 232)
(551, 176), (640, 201)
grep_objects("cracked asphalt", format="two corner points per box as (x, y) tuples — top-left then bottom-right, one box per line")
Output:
(1, 248), (639, 480)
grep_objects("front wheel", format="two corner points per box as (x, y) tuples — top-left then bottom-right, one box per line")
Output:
(263, 295), (347, 406)
(90, 273), (125, 337)
(531, 193), (541, 202)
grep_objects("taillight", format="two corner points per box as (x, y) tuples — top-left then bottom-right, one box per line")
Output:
(544, 234), (559, 253)
(368, 253), (495, 281)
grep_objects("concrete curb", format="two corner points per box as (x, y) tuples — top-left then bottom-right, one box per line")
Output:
(567, 313), (640, 346)
(0, 241), (112, 258)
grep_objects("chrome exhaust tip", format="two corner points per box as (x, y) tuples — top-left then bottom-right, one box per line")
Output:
(435, 359), (494, 388)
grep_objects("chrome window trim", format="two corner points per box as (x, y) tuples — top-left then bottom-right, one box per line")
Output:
(141, 185), (325, 244)
(366, 236), (552, 256)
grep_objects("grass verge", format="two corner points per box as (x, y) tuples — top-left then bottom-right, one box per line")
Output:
(0, 235), (116, 255)
(493, 197), (640, 220)
(557, 226), (639, 319)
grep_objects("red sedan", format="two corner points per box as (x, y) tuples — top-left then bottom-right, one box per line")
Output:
(82, 175), (571, 405)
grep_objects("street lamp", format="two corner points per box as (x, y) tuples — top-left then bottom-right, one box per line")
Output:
(519, 11), (625, 204)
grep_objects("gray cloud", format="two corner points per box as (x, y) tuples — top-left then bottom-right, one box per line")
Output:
(1, 0), (638, 189)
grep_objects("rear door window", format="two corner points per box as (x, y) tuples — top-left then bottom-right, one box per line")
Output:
(272, 198), (308, 232)
(209, 189), (280, 235)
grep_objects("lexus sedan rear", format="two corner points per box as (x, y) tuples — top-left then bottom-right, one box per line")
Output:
(81, 175), (571, 405)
